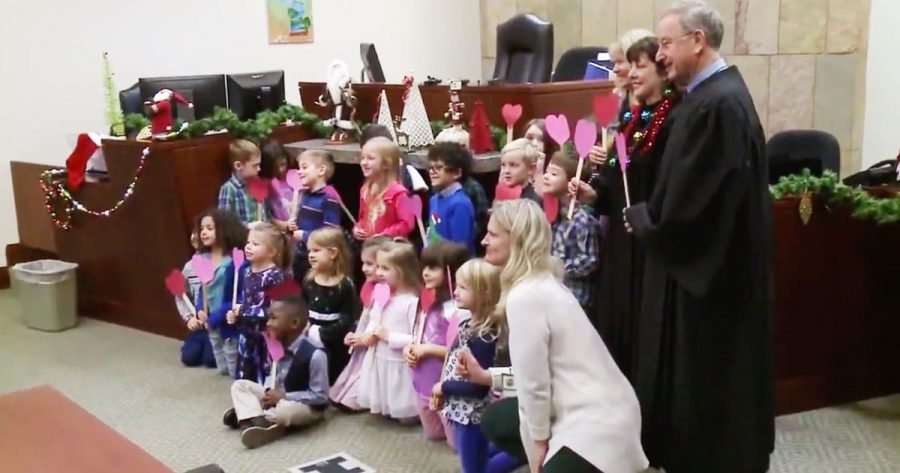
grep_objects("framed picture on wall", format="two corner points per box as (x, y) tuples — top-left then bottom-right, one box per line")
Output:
(267, 0), (313, 44)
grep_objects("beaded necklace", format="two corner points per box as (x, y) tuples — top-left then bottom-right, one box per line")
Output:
(608, 88), (678, 167)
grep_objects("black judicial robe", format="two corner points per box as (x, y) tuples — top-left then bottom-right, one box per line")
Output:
(624, 67), (774, 473)
(590, 100), (674, 381)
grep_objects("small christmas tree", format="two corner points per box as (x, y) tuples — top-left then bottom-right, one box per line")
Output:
(468, 101), (493, 153)
(375, 90), (397, 142)
(399, 76), (435, 148)
(103, 52), (125, 136)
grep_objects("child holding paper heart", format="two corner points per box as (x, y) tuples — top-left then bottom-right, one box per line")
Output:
(175, 231), (218, 369)
(330, 236), (392, 411)
(259, 140), (293, 232)
(218, 139), (269, 227)
(354, 137), (416, 240)
(227, 222), (290, 385)
(542, 151), (602, 314)
(494, 138), (544, 207)
(288, 149), (341, 285)
(405, 241), (470, 442)
(193, 208), (248, 378)
(356, 239), (421, 421)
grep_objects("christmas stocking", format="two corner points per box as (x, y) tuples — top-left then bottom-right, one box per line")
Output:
(65, 133), (102, 190)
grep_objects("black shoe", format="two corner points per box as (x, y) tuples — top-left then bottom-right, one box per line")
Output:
(222, 408), (238, 429)
(240, 417), (285, 449)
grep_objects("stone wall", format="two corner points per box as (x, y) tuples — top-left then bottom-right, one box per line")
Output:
(480, 0), (871, 174)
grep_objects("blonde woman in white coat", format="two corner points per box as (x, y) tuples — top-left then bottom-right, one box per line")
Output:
(481, 200), (648, 473)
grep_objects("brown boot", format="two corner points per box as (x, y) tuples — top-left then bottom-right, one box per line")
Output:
(240, 417), (285, 449)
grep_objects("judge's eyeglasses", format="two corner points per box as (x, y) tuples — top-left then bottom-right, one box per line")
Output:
(659, 30), (700, 51)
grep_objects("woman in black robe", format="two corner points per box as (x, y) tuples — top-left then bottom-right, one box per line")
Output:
(573, 37), (679, 380)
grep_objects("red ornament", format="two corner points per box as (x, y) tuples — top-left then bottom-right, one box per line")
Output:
(468, 101), (493, 154)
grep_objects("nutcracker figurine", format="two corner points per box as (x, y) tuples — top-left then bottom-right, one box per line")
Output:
(315, 60), (358, 143)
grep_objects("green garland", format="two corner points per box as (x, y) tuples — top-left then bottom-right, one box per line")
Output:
(770, 169), (900, 224)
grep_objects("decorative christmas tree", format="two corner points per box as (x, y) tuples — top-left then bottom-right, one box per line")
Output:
(468, 101), (493, 153)
(375, 90), (397, 142)
(399, 76), (435, 148)
(102, 52), (125, 137)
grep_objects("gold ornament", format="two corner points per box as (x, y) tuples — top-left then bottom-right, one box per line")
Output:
(799, 190), (813, 225)
(633, 131), (643, 141)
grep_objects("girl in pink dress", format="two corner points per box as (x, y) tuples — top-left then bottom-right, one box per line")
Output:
(356, 239), (421, 420)
(405, 241), (471, 441)
(330, 236), (392, 411)
(352, 137), (415, 240)
(260, 141), (293, 231)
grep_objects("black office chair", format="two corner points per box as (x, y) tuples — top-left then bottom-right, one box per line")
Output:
(766, 129), (841, 184)
(119, 82), (143, 116)
(552, 46), (607, 82)
(491, 14), (554, 84)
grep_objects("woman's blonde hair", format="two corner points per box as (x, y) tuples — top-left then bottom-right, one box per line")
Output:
(361, 137), (402, 224)
(609, 28), (655, 96)
(489, 200), (561, 318)
(500, 138), (541, 168)
(456, 258), (504, 340)
(376, 238), (421, 293)
(305, 227), (351, 281)
(248, 222), (293, 271)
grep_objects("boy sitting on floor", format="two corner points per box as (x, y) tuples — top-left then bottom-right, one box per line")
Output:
(222, 280), (329, 449)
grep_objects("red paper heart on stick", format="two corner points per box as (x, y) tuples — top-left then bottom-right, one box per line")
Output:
(420, 287), (436, 314)
(501, 103), (523, 127)
(494, 182), (523, 201)
(543, 195), (560, 223)
(545, 114), (571, 145)
(247, 178), (270, 203)
(285, 169), (303, 191)
(191, 254), (215, 285)
(164, 269), (186, 297)
(593, 93), (620, 127)
(398, 193), (423, 222)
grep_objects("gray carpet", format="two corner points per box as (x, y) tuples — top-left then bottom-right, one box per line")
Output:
(0, 290), (897, 472)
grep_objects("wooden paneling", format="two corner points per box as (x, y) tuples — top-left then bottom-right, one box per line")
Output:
(299, 80), (616, 137)
(11, 161), (58, 253)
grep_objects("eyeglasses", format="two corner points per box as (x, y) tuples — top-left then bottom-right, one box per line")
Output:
(659, 30), (699, 51)
(428, 164), (447, 172)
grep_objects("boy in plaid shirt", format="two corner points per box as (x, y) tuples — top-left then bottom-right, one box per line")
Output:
(218, 139), (267, 227)
(541, 151), (601, 313)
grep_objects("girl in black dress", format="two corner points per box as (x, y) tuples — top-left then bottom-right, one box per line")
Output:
(302, 227), (359, 383)
(572, 37), (680, 380)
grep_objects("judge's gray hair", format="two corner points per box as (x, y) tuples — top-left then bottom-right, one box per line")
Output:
(663, 0), (724, 50)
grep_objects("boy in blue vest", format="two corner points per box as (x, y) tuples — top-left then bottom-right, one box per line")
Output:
(426, 142), (476, 254)
(222, 280), (329, 449)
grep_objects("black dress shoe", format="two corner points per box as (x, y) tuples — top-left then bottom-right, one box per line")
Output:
(222, 407), (238, 429)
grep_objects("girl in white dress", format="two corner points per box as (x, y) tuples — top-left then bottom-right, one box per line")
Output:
(356, 239), (421, 420)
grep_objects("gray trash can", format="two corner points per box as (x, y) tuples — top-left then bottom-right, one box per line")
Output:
(10, 259), (79, 331)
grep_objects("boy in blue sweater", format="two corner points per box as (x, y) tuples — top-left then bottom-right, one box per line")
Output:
(426, 142), (476, 254)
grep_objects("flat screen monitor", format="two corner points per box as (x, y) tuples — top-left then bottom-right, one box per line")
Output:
(360, 43), (386, 83)
(138, 74), (227, 120)
(226, 70), (286, 120)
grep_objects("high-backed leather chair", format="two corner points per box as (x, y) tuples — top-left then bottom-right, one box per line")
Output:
(767, 129), (841, 184)
(490, 14), (554, 84)
(552, 46), (607, 82)
(119, 83), (143, 116)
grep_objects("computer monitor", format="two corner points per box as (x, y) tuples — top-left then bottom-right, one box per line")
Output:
(138, 74), (227, 120)
(226, 71), (286, 120)
(360, 43), (386, 83)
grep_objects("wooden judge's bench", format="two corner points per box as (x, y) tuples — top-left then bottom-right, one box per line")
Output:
(9, 80), (900, 415)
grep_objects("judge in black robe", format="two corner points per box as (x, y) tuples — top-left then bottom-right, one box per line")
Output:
(623, 20), (774, 473)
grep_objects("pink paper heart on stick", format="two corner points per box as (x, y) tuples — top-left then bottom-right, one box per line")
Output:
(285, 169), (303, 191)
(247, 178), (270, 203)
(593, 93), (621, 127)
(323, 185), (342, 203)
(574, 119), (598, 159)
(398, 193), (423, 222)
(191, 254), (215, 284)
(543, 195), (560, 223)
(164, 269), (186, 297)
(501, 103), (523, 127)
(231, 248), (245, 268)
(262, 332), (285, 362)
(372, 283), (391, 311)
(445, 311), (461, 346)
(545, 114), (571, 145)
(494, 182), (523, 201)
(615, 132), (630, 172)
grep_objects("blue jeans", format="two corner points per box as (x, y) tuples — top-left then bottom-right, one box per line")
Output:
(452, 421), (490, 473)
(486, 444), (524, 473)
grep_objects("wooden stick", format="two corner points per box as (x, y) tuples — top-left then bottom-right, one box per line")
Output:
(256, 202), (263, 222)
(506, 125), (513, 146)
(231, 266), (239, 308)
(290, 189), (300, 221)
(201, 283), (209, 314)
(567, 158), (586, 219)
(181, 293), (196, 316)
(339, 201), (357, 225)
(601, 126), (609, 150)
(622, 168), (632, 208)
(416, 216), (427, 245)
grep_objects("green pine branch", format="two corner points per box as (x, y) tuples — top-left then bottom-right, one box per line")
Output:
(769, 169), (900, 224)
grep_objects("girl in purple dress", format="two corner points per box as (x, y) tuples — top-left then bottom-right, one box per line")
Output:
(227, 222), (291, 385)
(404, 241), (470, 442)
